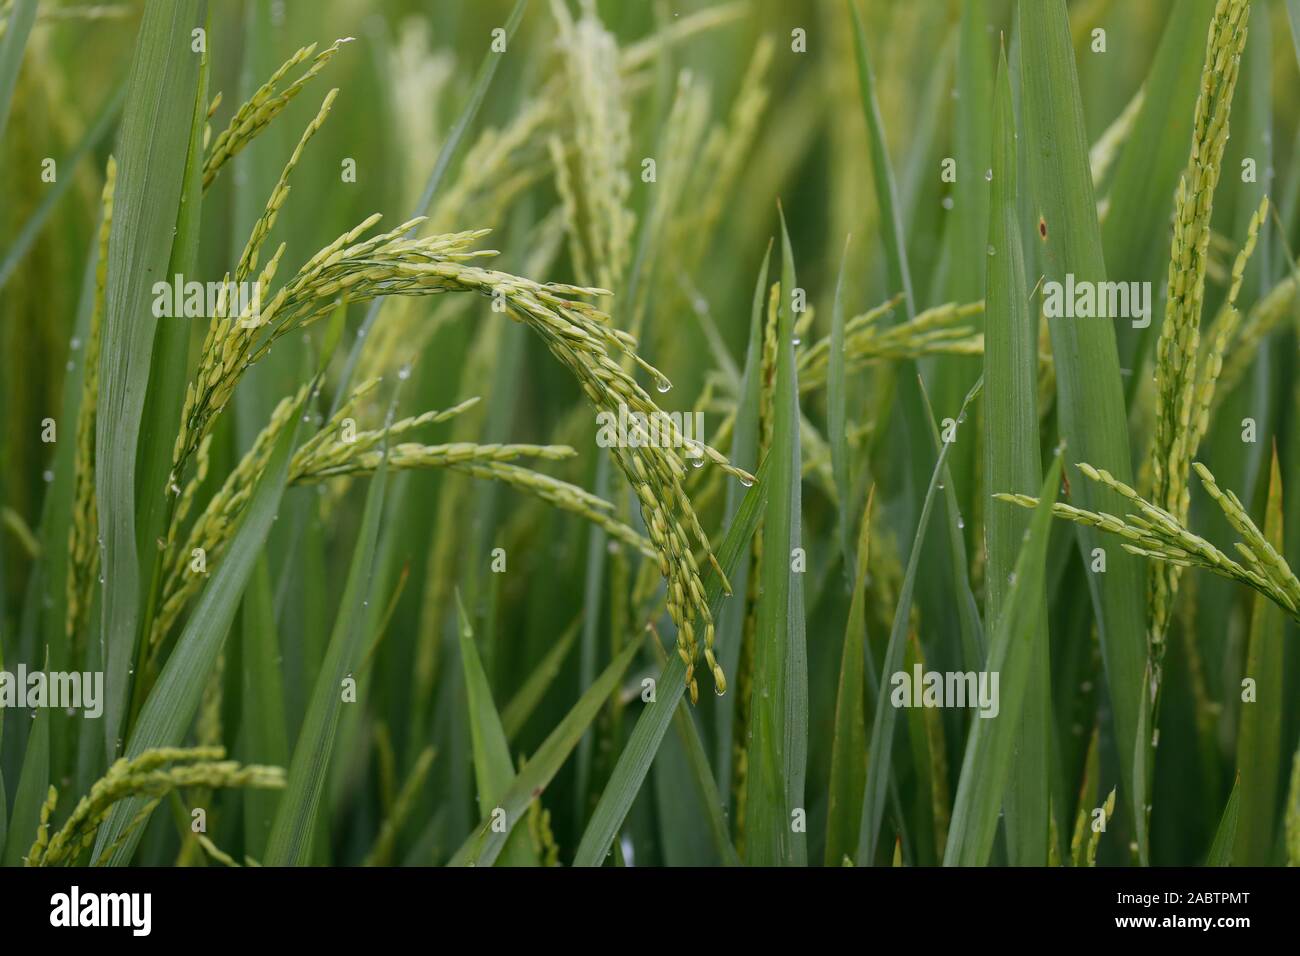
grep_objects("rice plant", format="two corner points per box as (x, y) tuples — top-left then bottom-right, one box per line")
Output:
(1, 0), (1298, 878)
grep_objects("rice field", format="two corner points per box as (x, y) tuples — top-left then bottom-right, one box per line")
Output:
(0, 0), (1298, 874)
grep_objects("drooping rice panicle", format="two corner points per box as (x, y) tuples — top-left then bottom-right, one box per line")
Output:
(65, 155), (115, 642)
(29, 747), (283, 867)
(1147, 0), (1250, 665)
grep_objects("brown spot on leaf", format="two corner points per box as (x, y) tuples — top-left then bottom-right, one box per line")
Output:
(1038, 217), (1048, 239)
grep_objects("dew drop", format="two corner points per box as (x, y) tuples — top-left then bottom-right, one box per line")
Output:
(691, 456), (705, 469)
(986, 244), (996, 256)
(739, 477), (754, 488)
(792, 336), (802, 346)
(43, 469), (53, 483)
(956, 515), (965, 529)
(655, 377), (672, 394)
(398, 364), (412, 381)
(941, 196), (954, 210)
(984, 168), (993, 181)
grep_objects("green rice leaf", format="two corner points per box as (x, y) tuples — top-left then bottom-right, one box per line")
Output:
(1017, 0), (1150, 861)
(983, 45), (1048, 865)
(1232, 450), (1287, 864)
(94, 385), (308, 865)
(455, 591), (537, 866)
(944, 450), (1062, 865)
(856, 377), (983, 865)
(573, 455), (771, 867)
(647, 632), (740, 866)
(713, 244), (770, 797)
(1207, 776), (1241, 866)
(501, 618), (580, 741)
(240, 557), (289, 859)
(448, 635), (644, 868)
(825, 488), (873, 866)
(828, 235), (853, 588)
(264, 411), (392, 866)
(2, 697), (48, 865)
(745, 207), (805, 866)
(0, 0), (36, 144)
(94, 0), (203, 760)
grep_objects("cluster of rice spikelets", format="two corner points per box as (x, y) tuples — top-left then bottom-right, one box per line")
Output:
(797, 296), (985, 391)
(1188, 196), (1268, 456)
(65, 156), (115, 641)
(997, 460), (1299, 621)
(1146, 0), (1250, 667)
(1214, 255), (1300, 403)
(27, 747), (283, 867)
(202, 37), (351, 189)
(548, 1), (635, 292)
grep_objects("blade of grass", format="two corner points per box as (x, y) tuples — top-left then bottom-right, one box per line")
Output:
(0, 0), (36, 144)
(647, 630), (740, 866)
(1018, 0), (1150, 861)
(128, 18), (211, 728)
(829, 234), (853, 587)
(1207, 775), (1241, 866)
(2, 694), (48, 865)
(713, 244), (770, 799)
(856, 376), (983, 865)
(984, 45), (1049, 865)
(93, 385), (308, 865)
(501, 617), (580, 741)
(945, 450), (1062, 865)
(240, 557), (289, 859)
(1233, 448), (1286, 864)
(745, 207), (805, 866)
(456, 591), (538, 866)
(825, 488), (874, 865)
(264, 410), (392, 866)
(447, 635), (644, 868)
(573, 454), (771, 867)
(94, 0), (203, 760)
